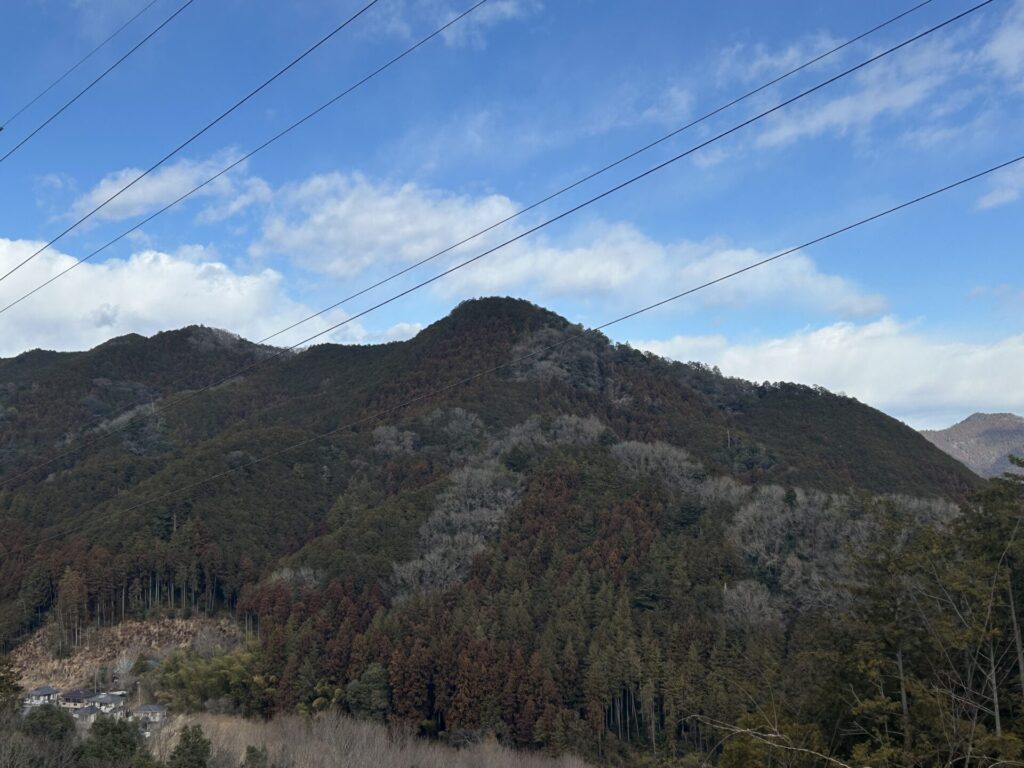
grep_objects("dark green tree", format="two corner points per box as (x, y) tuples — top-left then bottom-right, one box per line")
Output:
(345, 663), (391, 722)
(168, 724), (212, 768)
(241, 745), (270, 768)
(80, 716), (145, 768)
(21, 702), (75, 741)
(131, 751), (166, 768)
(0, 654), (21, 712)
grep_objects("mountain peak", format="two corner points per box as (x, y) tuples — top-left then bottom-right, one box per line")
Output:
(410, 296), (574, 351)
(445, 296), (571, 329)
(153, 325), (261, 350)
(921, 412), (1024, 477)
(960, 412), (1024, 428)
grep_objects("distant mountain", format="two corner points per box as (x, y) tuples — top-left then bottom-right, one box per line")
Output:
(921, 412), (1024, 477)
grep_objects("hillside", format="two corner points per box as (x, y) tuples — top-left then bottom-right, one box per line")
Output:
(0, 326), (280, 467)
(2, 297), (1008, 766)
(0, 298), (977, 642)
(922, 412), (1024, 477)
(10, 617), (240, 690)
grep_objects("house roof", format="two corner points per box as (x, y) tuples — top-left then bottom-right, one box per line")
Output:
(88, 693), (126, 705)
(73, 705), (99, 717)
(61, 689), (97, 702)
(135, 704), (166, 712)
(28, 686), (58, 696)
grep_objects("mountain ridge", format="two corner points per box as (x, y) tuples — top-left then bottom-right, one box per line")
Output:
(921, 411), (1024, 477)
(0, 297), (979, 498)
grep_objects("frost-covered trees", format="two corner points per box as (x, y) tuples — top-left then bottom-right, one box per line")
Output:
(393, 463), (524, 596)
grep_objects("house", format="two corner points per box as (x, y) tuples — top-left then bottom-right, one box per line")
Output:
(23, 686), (58, 707)
(132, 703), (168, 737)
(131, 703), (167, 724)
(72, 705), (100, 726)
(60, 689), (97, 709)
(87, 692), (127, 718)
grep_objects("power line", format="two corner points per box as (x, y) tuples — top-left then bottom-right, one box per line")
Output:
(258, 0), (940, 346)
(0, 0), (196, 164)
(8, 151), (1022, 557)
(0, 0), (385, 284)
(0, 0), (491, 299)
(1, 0), (162, 132)
(220, 0), (992, 344)
(0, 0), (938, 299)
(0, 0), (992, 489)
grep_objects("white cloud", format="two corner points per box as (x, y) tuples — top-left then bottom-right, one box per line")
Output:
(369, 0), (540, 48)
(671, 242), (886, 317)
(71, 0), (150, 42)
(634, 318), (1024, 428)
(68, 151), (259, 224)
(638, 85), (693, 126)
(250, 172), (518, 278)
(440, 225), (885, 316)
(755, 35), (958, 148)
(365, 321), (424, 343)
(386, 73), (696, 178)
(250, 172), (884, 317)
(717, 32), (840, 85)
(441, 0), (539, 47)
(976, 161), (1024, 209)
(364, 5), (726, 170)
(440, 226), (886, 317)
(970, 283), (1024, 306)
(984, 0), (1024, 79)
(434, 221), (667, 298)
(198, 177), (273, 224)
(574, 80), (697, 136)
(0, 238), (402, 356)
(741, 2), (1024, 152)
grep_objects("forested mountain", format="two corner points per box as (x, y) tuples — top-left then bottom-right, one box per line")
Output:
(922, 412), (1024, 477)
(5, 297), (1021, 767)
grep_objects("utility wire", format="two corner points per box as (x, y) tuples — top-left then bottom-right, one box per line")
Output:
(1, 0), (162, 132)
(0, 0), (196, 164)
(0, 0), (936, 299)
(7, 151), (1022, 557)
(0, 0), (385, 284)
(0, 0), (491, 298)
(0, 0), (993, 489)
(258, 0), (941, 346)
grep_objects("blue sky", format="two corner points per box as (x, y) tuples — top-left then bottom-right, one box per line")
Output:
(0, 0), (1022, 428)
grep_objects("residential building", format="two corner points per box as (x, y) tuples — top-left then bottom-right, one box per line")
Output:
(23, 686), (58, 707)
(87, 692), (127, 718)
(131, 703), (167, 724)
(60, 689), (97, 709)
(72, 705), (100, 726)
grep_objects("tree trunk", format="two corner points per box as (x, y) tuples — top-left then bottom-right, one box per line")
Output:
(989, 636), (1002, 737)
(1007, 573), (1024, 702)
(896, 647), (911, 751)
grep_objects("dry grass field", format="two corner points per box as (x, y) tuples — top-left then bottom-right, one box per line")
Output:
(150, 712), (594, 768)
